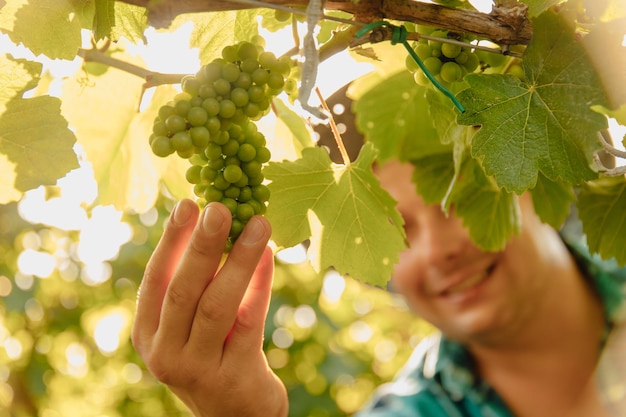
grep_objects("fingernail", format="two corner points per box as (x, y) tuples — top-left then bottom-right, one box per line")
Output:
(172, 200), (192, 226)
(240, 217), (266, 246)
(202, 204), (225, 234)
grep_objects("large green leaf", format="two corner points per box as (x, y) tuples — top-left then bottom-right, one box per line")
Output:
(272, 98), (315, 160)
(265, 144), (406, 287)
(0, 0), (83, 60)
(111, 2), (148, 44)
(457, 10), (609, 194)
(530, 173), (575, 229)
(0, 55), (40, 107)
(61, 55), (190, 212)
(93, 0), (115, 41)
(519, 0), (565, 17)
(353, 71), (440, 162)
(578, 176), (626, 265)
(181, 10), (259, 65)
(448, 157), (521, 251)
(0, 96), (79, 192)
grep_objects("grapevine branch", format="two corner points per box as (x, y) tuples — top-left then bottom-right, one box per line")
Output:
(594, 129), (626, 177)
(115, 0), (532, 46)
(77, 48), (187, 88)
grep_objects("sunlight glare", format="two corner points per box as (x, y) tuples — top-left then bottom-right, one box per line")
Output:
(94, 312), (128, 354)
(77, 206), (132, 265)
(322, 270), (346, 303)
(17, 249), (56, 278)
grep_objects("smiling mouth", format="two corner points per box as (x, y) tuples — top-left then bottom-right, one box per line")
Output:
(445, 263), (496, 295)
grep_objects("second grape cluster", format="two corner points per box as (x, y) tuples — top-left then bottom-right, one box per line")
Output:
(149, 40), (295, 249)
(406, 26), (480, 87)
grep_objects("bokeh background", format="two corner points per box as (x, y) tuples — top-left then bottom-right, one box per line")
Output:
(0, 185), (433, 417)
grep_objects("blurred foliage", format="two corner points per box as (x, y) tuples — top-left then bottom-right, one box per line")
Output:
(0, 190), (432, 417)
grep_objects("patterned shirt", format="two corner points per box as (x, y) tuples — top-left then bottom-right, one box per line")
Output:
(355, 241), (626, 417)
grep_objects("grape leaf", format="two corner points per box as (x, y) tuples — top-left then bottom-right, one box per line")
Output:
(519, 0), (564, 17)
(578, 176), (626, 266)
(265, 144), (406, 287)
(457, 10), (609, 194)
(0, 55), (41, 107)
(183, 10), (259, 65)
(530, 173), (575, 229)
(61, 57), (190, 212)
(272, 98), (315, 160)
(1, 0), (83, 60)
(93, 0), (115, 41)
(411, 152), (455, 204)
(112, 2), (148, 44)
(353, 71), (439, 162)
(0, 96), (79, 191)
(448, 157), (521, 251)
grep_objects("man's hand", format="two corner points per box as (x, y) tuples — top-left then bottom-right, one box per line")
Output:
(132, 199), (288, 417)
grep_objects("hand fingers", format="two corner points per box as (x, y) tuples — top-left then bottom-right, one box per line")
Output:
(154, 202), (232, 350)
(186, 215), (272, 357)
(225, 246), (275, 356)
(132, 199), (199, 352)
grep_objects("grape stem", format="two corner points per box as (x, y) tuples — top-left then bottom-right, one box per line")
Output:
(315, 87), (351, 166)
(77, 47), (187, 88)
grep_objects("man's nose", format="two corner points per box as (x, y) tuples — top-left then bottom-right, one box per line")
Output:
(417, 208), (466, 268)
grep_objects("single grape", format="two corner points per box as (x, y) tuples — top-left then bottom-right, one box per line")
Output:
(224, 185), (241, 199)
(254, 146), (271, 163)
(214, 173), (231, 190)
(248, 85), (265, 103)
(274, 9), (292, 22)
(165, 114), (187, 133)
(158, 104), (176, 120)
(236, 203), (255, 221)
(230, 218), (245, 239)
(252, 184), (270, 203)
(182, 75), (201, 96)
(186, 165), (203, 184)
(219, 99), (237, 119)
(221, 62), (241, 83)
(223, 164), (244, 183)
(190, 126), (211, 148)
(151, 136), (173, 157)
(239, 186), (252, 202)
(238, 42), (259, 61)
(248, 199), (266, 215)
(175, 99), (192, 117)
(222, 45), (239, 62)
(172, 132), (194, 154)
(238, 143), (257, 162)
(221, 197), (238, 215)
(441, 43), (462, 59)
(251, 68), (269, 85)
(234, 72), (253, 90)
(423, 57), (442, 76)
(440, 61), (463, 83)
(201, 166), (218, 182)
(152, 120), (168, 136)
(206, 116), (221, 133)
(231, 88), (250, 107)
(463, 52), (480, 72)
(222, 139), (240, 157)
(187, 106), (209, 127)
(214, 78), (232, 97)
(204, 186), (224, 202)
(267, 72), (285, 90)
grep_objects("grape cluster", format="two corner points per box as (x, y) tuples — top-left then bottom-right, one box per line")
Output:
(149, 40), (295, 249)
(406, 26), (479, 87)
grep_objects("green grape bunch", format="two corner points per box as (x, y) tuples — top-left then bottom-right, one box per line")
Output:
(406, 26), (480, 87)
(148, 40), (296, 250)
